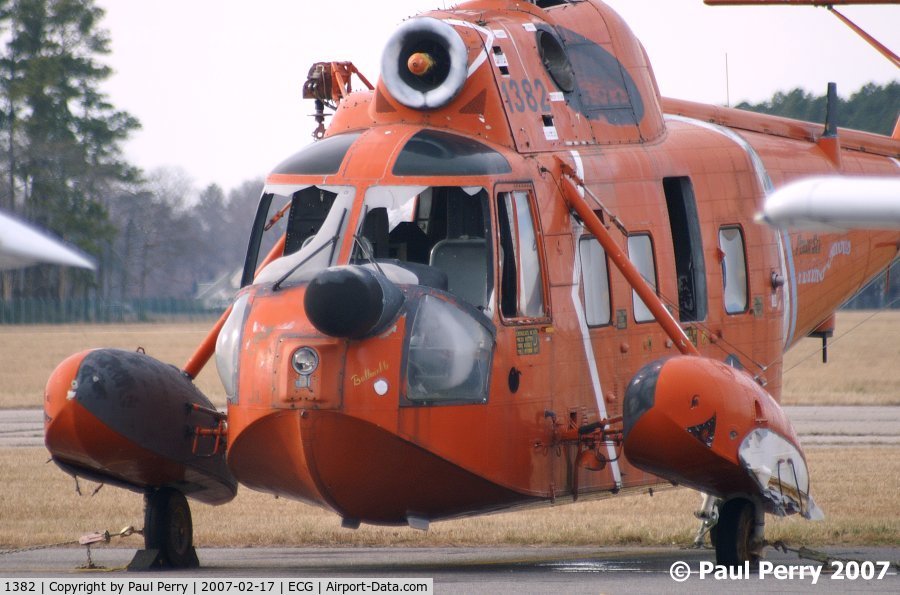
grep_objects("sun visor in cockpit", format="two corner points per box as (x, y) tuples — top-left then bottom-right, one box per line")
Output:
(271, 132), (362, 176)
(392, 130), (511, 176)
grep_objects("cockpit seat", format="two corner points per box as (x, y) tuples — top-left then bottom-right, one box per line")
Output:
(360, 259), (448, 291)
(429, 238), (488, 309)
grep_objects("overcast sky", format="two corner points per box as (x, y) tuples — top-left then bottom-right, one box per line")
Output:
(96, 0), (899, 192)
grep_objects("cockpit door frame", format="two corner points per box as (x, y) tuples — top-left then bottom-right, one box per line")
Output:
(492, 182), (553, 325)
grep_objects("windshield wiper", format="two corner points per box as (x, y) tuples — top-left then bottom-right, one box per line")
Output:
(273, 235), (338, 292)
(352, 234), (387, 277)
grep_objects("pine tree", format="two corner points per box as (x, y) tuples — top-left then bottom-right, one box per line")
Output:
(737, 81), (898, 136)
(0, 0), (139, 299)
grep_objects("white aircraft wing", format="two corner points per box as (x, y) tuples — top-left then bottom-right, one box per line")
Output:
(0, 210), (96, 271)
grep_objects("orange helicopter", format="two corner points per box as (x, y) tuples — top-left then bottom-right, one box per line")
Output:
(44, 0), (899, 570)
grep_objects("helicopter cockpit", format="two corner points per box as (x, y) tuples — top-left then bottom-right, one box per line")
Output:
(240, 124), (543, 314)
(250, 183), (493, 311)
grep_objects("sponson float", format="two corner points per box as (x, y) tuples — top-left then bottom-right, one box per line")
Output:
(46, 0), (898, 570)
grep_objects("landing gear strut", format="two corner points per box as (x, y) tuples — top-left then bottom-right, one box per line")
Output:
(714, 497), (763, 568)
(692, 492), (719, 548)
(128, 488), (199, 570)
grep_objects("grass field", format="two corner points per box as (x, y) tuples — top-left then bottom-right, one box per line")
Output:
(782, 311), (900, 405)
(1, 310), (899, 408)
(0, 322), (227, 409)
(1, 311), (898, 551)
(1, 446), (897, 550)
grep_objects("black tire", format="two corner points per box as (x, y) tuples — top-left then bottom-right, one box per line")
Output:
(144, 488), (195, 568)
(714, 498), (759, 568)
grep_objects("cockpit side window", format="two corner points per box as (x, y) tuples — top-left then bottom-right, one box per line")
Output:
(241, 192), (277, 287)
(496, 190), (546, 319)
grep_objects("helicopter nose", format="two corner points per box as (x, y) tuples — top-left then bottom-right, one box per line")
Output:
(622, 358), (667, 440)
(304, 265), (404, 339)
(44, 350), (91, 429)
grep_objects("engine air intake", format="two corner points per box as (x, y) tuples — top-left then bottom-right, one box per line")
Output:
(381, 17), (468, 110)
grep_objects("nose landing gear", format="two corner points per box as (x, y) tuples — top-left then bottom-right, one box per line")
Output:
(128, 488), (199, 570)
(714, 497), (764, 568)
(694, 494), (765, 568)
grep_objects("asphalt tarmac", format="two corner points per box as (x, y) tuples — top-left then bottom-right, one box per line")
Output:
(4, 406), (900, 448)
(2, 407), (898, 592)
(1, 545), (899, 593)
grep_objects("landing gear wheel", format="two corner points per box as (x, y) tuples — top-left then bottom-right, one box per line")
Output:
(714, 498), (759, 568)
(144, 488), (198, 568)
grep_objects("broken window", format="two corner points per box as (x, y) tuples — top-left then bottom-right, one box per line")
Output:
(496, 190), (546, 319)
(358, 186), (493, 312)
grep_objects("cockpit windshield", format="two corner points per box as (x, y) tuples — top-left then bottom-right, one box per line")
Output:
(252, 185), (355, 285)
(245, 183), (494, 313)
(355, 186), (493, 313)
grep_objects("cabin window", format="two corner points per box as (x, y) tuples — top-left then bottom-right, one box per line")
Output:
(357, 186), (493, 312)
(719, 226), (749, 314)
(578, 237), (611, 326)
(627, 233), (657, 323)
(496, 190), (546, 319)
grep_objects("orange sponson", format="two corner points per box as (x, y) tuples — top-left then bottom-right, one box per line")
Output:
(623, 356), (798, 498)
(44, 350), (185, 490)
(44, 349), (236, 504)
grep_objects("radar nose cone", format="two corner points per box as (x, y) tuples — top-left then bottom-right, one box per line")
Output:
(44, 350), (90, 425)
